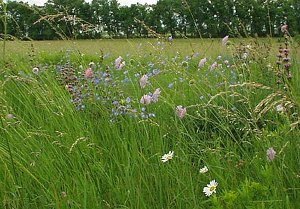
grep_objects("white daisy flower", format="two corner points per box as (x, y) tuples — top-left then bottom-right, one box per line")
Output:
(199, 166), (208, 174)
(161, 151), (174, 163)
(203, 180), (218, 197)
(32, 67), (39, 74)
(276, 104), (285, 112)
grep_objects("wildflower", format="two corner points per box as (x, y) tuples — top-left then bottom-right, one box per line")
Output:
(168, 36), (173, 42)
(199, 166), (208, 174)
(89, 61), (95, 68)
(6, 114), (14, 119)
(139, 75), (148, 88)
(267, 147), (276, 162)
(210, 62), (218, 71)
(222, 35), (229, 46)
(284, 63), (291, 70)
(115, 56), (124, 69)
(288, 72), (292, 80)
(152, 88), (161, 103)
(126, 97), (131, 103)
(282, 57), (291, 63)
(140, 94), (151, 105)
(276, 104), (285, 112)
(168, 82), (174, 88)
(85, 67), (93, 79)
(203, 180), (218, 197)
(161, 151), (174, 163)
(32, 67), (39, 74)
(61, 191), (67, 198)
(118, 61), (126, 70)
(283, 49), (290, 56)
(176, 105), (187, 119)
(198, 58), (207, 68)
(242, 53), (248, 59)
(153, 69), (160, 75)
(281, 24), (288, 33)
(148, 113), (156, 117)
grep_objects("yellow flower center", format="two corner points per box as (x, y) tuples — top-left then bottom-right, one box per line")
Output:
(209, 186), (216, 192)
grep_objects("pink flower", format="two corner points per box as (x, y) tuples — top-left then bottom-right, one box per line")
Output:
(267, 147), (276, 162)
(281, 24), (288, 33)
(139, 75), (148, 88)
(115, 56), (124, 70)
(85, 67), (93, 79)
(6, 114), (14, 119)
(210, 62), (218, 71)
(152, 88), (161, 103)
(198, 58), (207, 68)
(176, 105), (187, 119)
(222, 35), (229, 46)
(140, 94), (151, 105)
(118, 61), (126, 70)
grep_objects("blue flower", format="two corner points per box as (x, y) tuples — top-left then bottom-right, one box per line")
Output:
(168, 83), (174, 88)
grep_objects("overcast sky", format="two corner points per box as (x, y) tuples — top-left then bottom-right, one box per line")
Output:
(18, 0), (158, 6)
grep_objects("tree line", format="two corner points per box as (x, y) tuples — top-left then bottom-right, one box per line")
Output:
(0, 0), (299, 40)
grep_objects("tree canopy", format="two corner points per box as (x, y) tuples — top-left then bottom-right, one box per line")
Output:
(0, 0), (299, 40)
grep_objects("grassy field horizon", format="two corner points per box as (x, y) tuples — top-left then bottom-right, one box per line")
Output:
(2, 37), (288, 56)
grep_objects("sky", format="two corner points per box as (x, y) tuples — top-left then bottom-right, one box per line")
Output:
(19, 0), (158, 6)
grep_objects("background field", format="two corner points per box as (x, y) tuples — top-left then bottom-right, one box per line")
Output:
(2, 38), (291, 57)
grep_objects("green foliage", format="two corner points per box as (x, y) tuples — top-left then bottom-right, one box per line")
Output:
(1, 0), (300, 40)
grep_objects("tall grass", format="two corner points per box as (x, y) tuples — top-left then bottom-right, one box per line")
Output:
(1, 23), (300, 209)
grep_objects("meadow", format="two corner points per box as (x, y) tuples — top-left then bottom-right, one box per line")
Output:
(1, 35), (300, 209)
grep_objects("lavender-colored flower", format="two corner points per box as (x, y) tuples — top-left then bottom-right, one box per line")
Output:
(284, 63), (291, 70)
(140, 94), (151, 105)
(139, 74), (148, 88)
(85, 68), (93, 79)
(210, 62), (218, 71)
(198, 58), (207, 68)
(126, 97), (131, 103)
(283, 49), (290, 56)
(152, 69), (160, 75)
(176, 105), (187, 119)
(115, 56), (123, 69)
(6, 114), (15, 119)
(118, 61), (126, 70)
(152, 88), (161, 103)
(222, 35), (229, 46)
(277, 54), (283, 58)
(267, 147), (276, 162)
